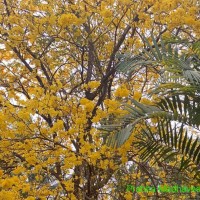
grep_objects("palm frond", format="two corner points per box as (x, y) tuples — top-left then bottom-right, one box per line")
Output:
(101, 35), (200, 174)
(117, 35), (200, 86)
(192, 40), (200, 56)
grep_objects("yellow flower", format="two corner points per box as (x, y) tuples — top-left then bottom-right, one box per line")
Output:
(114, 85), (130, 97)
(140, 98), (152, 105)
(184, 16), (195, 25)
(133, 91), (142, 101)
(26, 197), (35, 200)
(104, 99), (120, 109)
(87, 81), (100, 89)
(58, 13), (78, 27)
(124, 192), (133, 200)
(100, 9), (112, 18)
(13, 166), (25, 175)
(159, 171), (165, 178)
(51, 120), (64, 132)
(92, 116), (100, 123)
(121, 156), (128, 163)
(26, 156), (37, 165)
(119, 0), (132, 5)
(63, 180), (74, 192)
(80, 98), (90, 105)
(22, 185), (31, 193)
(0, 191), (16, 200)
(80, 98), (95, 112)
(1, 179), (14, 189)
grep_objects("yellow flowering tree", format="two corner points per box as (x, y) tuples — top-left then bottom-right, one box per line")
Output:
(0, 0), (199, 199)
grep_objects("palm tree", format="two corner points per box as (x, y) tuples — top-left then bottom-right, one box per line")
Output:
(100, 34), (200, 179)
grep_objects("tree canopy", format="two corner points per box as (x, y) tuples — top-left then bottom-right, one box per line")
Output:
(0, 0), (199, 199)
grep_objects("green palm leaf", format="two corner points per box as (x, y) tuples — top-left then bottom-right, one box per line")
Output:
(100, 34), (200, 175)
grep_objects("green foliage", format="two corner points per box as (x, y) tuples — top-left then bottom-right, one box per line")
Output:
(101, 34), (200, 176)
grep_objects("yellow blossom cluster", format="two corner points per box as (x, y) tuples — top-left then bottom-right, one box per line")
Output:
(114, 84), (130, 97)
(80, 98), (95, 112)
(83, 81), (101, 91)
(133, 91), (142, 101)
(58, 13), (79, 27)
